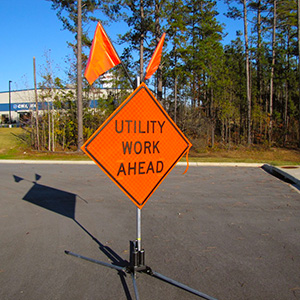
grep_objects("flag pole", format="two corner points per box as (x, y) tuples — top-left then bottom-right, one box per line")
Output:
(141, 72), (147, 84)
(120, 60), (136, 89)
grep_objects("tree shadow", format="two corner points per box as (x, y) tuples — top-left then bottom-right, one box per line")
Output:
(13, 174), (133, 300)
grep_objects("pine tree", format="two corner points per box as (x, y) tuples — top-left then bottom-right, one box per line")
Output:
(117, 0), (153, 80)
(164, 0), (188, 122)
(184, 0), (224, 146)
(47, 0), (105, 150)
(225, 0), (252, 145)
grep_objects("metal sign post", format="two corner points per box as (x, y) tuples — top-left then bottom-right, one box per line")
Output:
(137, 208), (141, 251)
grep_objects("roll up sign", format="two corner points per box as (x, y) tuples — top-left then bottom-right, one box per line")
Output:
(82, 83), (192, 209)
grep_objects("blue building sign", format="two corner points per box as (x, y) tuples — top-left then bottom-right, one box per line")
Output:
(0, 102), (52, 112)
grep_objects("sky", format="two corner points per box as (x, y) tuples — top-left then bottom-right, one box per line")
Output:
(0, 0), (243, 92)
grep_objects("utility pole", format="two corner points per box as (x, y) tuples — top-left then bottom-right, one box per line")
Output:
(9, 80), (12, 124)
(77, 0), (83, 150)
(33, 57), (40, 150)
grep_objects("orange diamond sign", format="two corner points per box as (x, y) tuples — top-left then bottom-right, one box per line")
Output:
(81, 83), (192, 209)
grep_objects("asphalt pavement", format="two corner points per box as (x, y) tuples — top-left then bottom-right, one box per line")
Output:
(0, 161), (300, 300)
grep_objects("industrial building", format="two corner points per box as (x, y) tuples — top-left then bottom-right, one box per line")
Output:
(0, 78), (129, 126)
(0, 88), (40, 125)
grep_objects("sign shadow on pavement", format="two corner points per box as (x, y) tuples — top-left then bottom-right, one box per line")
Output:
(13, 174), (133, 300)
(14, 174), (76, 219)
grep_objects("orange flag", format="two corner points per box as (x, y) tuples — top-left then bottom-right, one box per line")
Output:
(84, 22), (121, 85)
(145, 33), (166, 80)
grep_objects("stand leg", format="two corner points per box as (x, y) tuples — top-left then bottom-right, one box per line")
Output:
(65, 250), (126, 273)
(131, 273), (140, 300)
(65, 209), (217, 300)
(150, 270), (218, 300)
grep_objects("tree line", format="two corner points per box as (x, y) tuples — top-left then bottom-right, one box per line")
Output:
(32, 0), (300, 151)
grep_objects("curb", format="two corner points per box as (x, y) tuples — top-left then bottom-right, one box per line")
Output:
(0, 159), (263, 168)
(0, 160), (95, 165)
(1, 160), (298, 187)
(177, 162), (263, 167)
(262, 164), (300, 187)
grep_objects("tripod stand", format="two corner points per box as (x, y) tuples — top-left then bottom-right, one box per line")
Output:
(65, 208), (218, 300)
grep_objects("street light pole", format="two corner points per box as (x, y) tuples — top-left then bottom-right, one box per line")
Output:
(9, 80), (12, 124)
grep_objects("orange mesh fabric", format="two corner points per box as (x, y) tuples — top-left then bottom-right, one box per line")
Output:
(145, 33), (166, 80)
(84, 22), (121, 85)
